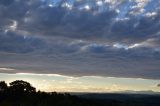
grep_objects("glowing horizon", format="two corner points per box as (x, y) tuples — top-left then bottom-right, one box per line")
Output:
(0, 73), (159, 93)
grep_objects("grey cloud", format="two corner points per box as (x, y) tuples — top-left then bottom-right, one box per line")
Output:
(0, 47), (160, 79)
(1, 0), (160, 44)
(0, 0), (160, 79)
(0, 0), (13, 6)
(0, 39), (160, 79)
(0, 31), (46, 53)
(24, 1), (160, 44)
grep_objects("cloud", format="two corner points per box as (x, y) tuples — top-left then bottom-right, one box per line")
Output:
(0, 0), (13, 6)
(0, 31), (46, 53)
(0, 68), (15, 71)
(0, 0), (160, 79)
(1, 0), (160, 43)
(0, 42), (159, 79)
(0, 67), (16, 73)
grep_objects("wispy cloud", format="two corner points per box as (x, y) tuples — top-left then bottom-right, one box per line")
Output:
(0, 68), (15, 71)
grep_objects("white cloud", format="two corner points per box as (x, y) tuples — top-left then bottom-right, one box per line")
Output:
(83, 5), (91, 10)
(113, 43), (128, 50)
(96, 0), (103, 6)
(145, 12), (157, 17)
(9, 20), (18, 31)
(62, 2), (73, 10)
(0, 68), (15, 71)
(129, 0), (149, 15)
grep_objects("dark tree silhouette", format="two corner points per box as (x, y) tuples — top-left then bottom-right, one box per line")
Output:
(9, 80), (36, 93)
(0, 81), (8, 92)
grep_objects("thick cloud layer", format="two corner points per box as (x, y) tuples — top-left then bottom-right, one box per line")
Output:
(0, 0), (160, 79)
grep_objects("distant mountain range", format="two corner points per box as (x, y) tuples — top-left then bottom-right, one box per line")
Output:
(70, 90), (160, 96)
(115, 90), (160, 95)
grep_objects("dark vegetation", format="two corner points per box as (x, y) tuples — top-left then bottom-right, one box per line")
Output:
(0, 80), (160, 106)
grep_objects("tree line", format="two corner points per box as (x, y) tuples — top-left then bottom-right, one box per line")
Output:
(0, 80), (112, 106)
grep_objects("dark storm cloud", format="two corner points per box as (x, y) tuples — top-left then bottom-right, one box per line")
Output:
(0, 0), (160, 79)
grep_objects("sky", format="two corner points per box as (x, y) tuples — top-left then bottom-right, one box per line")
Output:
(0, 0), (160, 93)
